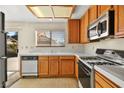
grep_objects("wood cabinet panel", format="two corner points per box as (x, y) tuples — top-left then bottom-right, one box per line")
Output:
(75, 57), (78, 80)
(80, 16), (85, 43)
(95, 71), (120, 88)
(98, 5), (112, 17)
(95, 81), (103, 88)
(60, 56), (75, 76)
(115, 5), (124, 37)
(68, 19), (80, 43)
(89, 5), (98, 23)
(80, 11), (89, 44)
(49, 56), (59, 76)
(38, 56), (49, 77)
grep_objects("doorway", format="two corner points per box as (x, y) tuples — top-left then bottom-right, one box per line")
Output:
(6, 32), (20, 87)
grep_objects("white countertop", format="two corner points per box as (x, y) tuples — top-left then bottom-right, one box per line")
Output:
(19, 52), (95, 57)
(95, 65), (124, 87)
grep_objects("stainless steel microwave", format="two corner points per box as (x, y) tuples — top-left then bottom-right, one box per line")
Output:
(88, 10), (114, 41)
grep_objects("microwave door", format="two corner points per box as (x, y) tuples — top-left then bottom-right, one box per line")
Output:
(89, 26), (98, 40)
(100, 20), (109, 38)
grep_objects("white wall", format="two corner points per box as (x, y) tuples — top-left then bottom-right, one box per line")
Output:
(83, 38), (124, 55)
(5, 21), (84, 54)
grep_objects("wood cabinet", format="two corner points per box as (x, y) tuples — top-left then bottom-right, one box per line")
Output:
(98, 5), (113, 17)
(114, 5), (124, 37)
(95, 71), (120, 88)
(68, 19), (80, 43)
(49, 56), (59, 76)
(60, 56), (75, 77)
(89, 5), (98, 23)
(80, 11), (89, 44)
(38, 56), (75, 78)
(38, 56), (49, 77)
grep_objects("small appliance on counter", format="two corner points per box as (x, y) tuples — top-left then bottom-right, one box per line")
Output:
(78, 48), (124, 88)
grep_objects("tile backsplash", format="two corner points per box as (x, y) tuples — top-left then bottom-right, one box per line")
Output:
(83, 38), (124, 55)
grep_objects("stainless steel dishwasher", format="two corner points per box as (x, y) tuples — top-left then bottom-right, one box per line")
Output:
(21, 56), (38, 76)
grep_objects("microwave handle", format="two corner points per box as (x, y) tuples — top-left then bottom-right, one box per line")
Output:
(97, 22), (103, 36)
(87, 27), (90, 40)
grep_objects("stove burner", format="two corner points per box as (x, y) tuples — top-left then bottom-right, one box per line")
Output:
(87, 62), (116, 65)
(80, 56), (122, 66)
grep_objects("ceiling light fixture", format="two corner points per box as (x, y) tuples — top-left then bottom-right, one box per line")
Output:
(27, 5), (76, 19)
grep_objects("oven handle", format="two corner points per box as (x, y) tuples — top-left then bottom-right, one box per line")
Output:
(79, 65), (91, 76)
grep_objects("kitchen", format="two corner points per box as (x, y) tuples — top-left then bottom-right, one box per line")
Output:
(0, 4), (124, 89)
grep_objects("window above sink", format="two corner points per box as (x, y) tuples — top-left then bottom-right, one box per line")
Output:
(35, 30), (65, 47)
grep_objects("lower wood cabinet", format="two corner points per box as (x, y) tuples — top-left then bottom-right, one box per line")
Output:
(38, 56), (49, 77)
(38, 56), (75, 78)
(95, 71), (120, 88)
(60, 56), (75, 77)
(49, 56), (59, 76)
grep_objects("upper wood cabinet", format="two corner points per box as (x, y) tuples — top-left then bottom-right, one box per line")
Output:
(68, 19), (80, 43)
(95, 71), (120, 88)
(98, 5), (113, 17)
(60, 56), (75, 77)
(49, 56), (59, 76)
(89, 5), (98, 24)
(38, 56), (49, 77)
(80, 11), (89, 44)
(114, 5), (124, 37)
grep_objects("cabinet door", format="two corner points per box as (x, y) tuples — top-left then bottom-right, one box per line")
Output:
(49, 56), (59, 76)
(98, 5), (112, 17)
(60, 56), (75, 76)
(38, 56), (49, 77)
(68, 19), (80, 43)
(84, 11), (89, 43)
(89, 5), (98, 23)
(80, 16), (85, 43)
(80, 11), (89, 44)
(115, 5), (124, 37)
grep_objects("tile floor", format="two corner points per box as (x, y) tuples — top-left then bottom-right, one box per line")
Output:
(10, 78), (79, 88)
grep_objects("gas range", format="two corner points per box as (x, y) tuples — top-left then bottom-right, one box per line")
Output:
(78, 49), (124, 88)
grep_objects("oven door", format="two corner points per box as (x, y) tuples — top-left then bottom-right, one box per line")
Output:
(78, 61), (91, 88)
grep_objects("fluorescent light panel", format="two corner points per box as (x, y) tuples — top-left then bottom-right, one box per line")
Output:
(30, 6), (53, 17)
(28, 5), (74, 18)
(53, 6), (73, 17)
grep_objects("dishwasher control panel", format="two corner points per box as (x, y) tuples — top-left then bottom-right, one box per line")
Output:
(21, 56), (38, 60)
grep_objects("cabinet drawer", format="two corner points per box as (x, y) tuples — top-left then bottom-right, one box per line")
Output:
(38, 56), (48, 61)
(95, 73), (112, 88)
(60, 56), (75, 60)
(95, 71), (119, 88)
(49, 56), (59, 61)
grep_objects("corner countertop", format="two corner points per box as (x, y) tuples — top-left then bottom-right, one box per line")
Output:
(95, 65), (124, 87)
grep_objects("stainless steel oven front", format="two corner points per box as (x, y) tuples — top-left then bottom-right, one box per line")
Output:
(78, 60), (94, 88)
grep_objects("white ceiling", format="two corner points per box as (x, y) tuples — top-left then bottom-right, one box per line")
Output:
(0, 5), (89, 22)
